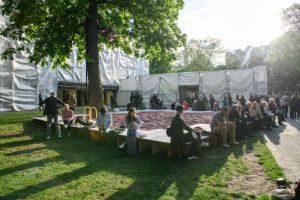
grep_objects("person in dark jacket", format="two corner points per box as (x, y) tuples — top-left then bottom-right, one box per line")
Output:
(170, 105), (200, 160)
(42, 92), (65, 139)
(240, 95), (246, 107)
(209, 94), (215, 111)
(229, 104), (247, 139)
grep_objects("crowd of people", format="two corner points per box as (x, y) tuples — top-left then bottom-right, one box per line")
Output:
(40, 91), (299, 160)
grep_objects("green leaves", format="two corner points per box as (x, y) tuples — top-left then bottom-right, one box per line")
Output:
(174, 38), (224, 72)
(0, 0), (185, 71)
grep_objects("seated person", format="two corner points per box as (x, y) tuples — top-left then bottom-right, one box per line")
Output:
(268, 98), (283, 126)
(170, 105), (200, 160)
(181, 100), (189, 110)
(260, 101), (274, 130)
(210, 107), (237, 148)
(229, 104), (248, 139)
(249, 101), (264, 130)
(61, 104), (74, 136)
(96, 107), (112, 133)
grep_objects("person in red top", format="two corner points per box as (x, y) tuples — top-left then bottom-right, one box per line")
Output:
(61, 104), (74, 136)
(181, 100), (189, 110)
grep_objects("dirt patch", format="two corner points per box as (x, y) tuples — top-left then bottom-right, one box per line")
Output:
(228, 151), (275, 195)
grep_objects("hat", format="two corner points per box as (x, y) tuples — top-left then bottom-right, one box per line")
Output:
(176, 105), (184, 112)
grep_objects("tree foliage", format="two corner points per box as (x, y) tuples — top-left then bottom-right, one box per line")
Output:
(0, 0), (185, 108)
(283, 3), (300, 32)
(225, 52), (242, 69)
(174, 38), (224, 72)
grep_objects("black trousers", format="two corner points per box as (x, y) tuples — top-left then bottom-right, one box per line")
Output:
(184, 132), (201, 157)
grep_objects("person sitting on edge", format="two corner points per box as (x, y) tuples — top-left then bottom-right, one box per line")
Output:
(96, 106), (112, 133)
(61, 104), (74, 136)
(249, 101), (264, 131)
(268, 98), (284, 126)
(260, 101), (274, 131)
(125, 107), (142, 155)
(210, 106), (237, 148)
(170, 105), (200, 160)
(229, 104), (245, 139)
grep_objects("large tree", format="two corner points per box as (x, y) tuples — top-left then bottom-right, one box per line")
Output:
(0, 0), (185, 110)
(174, 38), (224, 72)
(283, 3), (300, 31)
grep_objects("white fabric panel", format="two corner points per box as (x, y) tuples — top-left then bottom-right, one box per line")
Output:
(37, 61), (58, 100)
(254, 66), (267, 95)
(229, 69), (253, 100)
(12, 48), (38, 111)
(119, 78), (139, 91)
(141, 75), (160, 107)
(0, 39), (13, 112)
(57, 47), (149, 86)
(203, 71), (227, 102)
(179, 72), (200, 85)
(159, 74), (179, 107)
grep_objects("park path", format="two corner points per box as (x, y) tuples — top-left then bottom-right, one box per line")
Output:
(264, 119), (300, 182)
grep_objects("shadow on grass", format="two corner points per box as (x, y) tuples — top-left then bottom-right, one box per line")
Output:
(0, 120), (262, 200)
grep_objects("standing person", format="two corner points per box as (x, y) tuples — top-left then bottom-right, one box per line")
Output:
(240, 95), (246, 108)
(290, 93), (297, 119)
(282, 93), (290, 118)
(67, 93), (77, 111)
(268, 98), (284, 126)
(223, 96), (228, 107)
(61, 104), (74, 136)
(96, 106), (112, 133)
(228, 94), (233, 109)
(209, 94), (215, 111)
(169, 105), (200, 160)
(42, 92), (65, 139)
(235, 95), (240, 103)
(38, 93), (43, 111)
(125, 107), (142, 155)
(203, 94), (209, 111)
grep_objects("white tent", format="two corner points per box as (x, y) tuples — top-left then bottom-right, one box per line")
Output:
(118, 66), (268, 108)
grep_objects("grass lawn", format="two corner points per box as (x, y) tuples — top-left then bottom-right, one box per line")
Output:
(0, 111), (284, 200)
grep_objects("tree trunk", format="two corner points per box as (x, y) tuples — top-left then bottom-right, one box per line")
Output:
(85, 0), (103, 112)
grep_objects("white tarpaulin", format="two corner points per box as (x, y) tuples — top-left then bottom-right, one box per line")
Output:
(179, 72), (200, 86)
(119, 77), (139, 91)
(203, 71), (227, 102)
(254, 66), (268, 95)
(159, 74), (179, 106)
(229, 69), (253, 100)
(58, 47), (149, 86)
(141, 75), (160, 107)
(118, 66), (268, 108)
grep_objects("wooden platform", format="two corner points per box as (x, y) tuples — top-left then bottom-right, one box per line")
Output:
(117, 124), (211, 157)
(33, 116), (212, 156)
(32, 116), (112, 142)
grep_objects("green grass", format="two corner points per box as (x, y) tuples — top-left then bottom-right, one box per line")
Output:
(0, 111), (284, 200)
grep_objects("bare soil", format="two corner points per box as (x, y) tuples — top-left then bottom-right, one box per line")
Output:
(228, 151), (276, 195)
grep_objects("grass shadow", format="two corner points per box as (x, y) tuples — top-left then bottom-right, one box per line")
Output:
(0, 117), (264, 200)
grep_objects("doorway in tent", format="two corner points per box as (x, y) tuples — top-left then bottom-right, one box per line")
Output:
(178, 85), (199, 106)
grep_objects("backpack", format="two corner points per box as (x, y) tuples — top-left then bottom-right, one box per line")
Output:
(166, 117), (178, 137)
(166, 127), (173, 137)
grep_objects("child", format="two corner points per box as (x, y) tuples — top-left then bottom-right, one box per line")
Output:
(125, 107), (142, 155)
